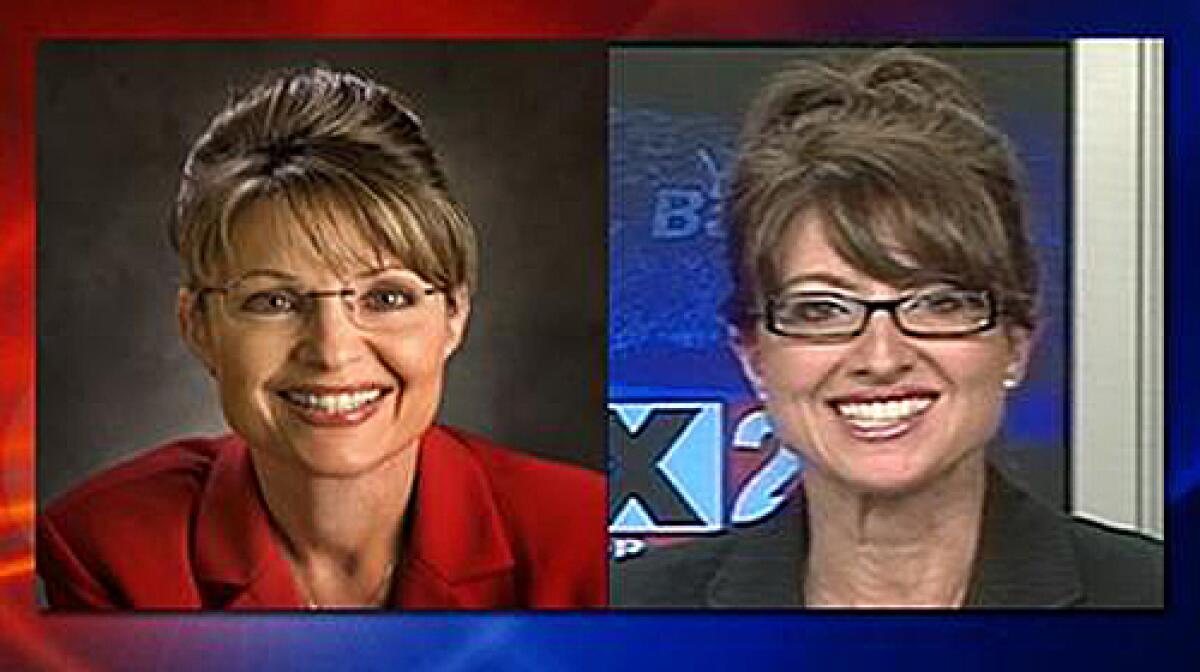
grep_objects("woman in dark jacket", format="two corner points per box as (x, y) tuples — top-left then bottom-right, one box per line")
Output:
(614, 49), (1161, 608)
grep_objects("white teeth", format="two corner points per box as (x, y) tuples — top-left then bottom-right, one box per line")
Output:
(284, 389), (383, 412)
(835, 397), (933, 426)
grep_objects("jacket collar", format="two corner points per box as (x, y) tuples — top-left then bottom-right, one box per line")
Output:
(706, 467), (1084, 608)
(708, 496), (806, 608)
(191, 427), (516, 609)
(393, 426), (516, 607)
(967, 468), (1083, 607)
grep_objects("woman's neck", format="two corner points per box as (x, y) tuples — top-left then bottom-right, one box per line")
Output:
(253, 444), (418, 607)
(802, 452), (986, 608)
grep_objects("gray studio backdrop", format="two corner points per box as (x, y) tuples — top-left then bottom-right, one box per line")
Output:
(37, 41), (607, 502)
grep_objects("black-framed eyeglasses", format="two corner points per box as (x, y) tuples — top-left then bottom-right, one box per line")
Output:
(195, 270), (444, 333)
(760, 286), (998, 340)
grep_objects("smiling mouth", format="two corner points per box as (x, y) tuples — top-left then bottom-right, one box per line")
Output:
(276, 385), (393, 426)
(829, 392), (938, 439)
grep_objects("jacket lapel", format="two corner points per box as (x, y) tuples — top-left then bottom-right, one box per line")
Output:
(969, 468), (1084, 607)
(707, 499), (805, 608)
(394, 427), (516, 608)
(192, 435), (303, 609)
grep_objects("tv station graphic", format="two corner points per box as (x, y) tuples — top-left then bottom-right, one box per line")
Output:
(608, 48), (1069, 562)
(608, 400), (802, 561)
(607, 102), (799, 560)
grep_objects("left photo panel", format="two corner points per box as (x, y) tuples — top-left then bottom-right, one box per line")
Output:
(36, 41), (608, 610)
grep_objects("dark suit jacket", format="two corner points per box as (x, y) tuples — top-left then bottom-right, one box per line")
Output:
(612, 469), (1163, 608)
(39, 425), (607, 609)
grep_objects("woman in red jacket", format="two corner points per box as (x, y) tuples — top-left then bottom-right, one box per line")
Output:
(38, 67), (605, 610)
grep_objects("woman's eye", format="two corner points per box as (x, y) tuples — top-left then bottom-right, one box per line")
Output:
(241, 290), (298, 314)
(786, 299), (850, 323)
(914, 291), (972, 314)
(361, 288), (415, 312)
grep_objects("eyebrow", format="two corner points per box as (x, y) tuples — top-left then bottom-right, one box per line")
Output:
(355, 264), (410, 279)
(778, 271), (964, 294)
(777, 272), (863, 292)
(236, 269), (298, 282)
(234, 265), (413, 283)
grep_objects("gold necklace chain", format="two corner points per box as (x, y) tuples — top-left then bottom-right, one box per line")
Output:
(299, 560), (397, 610)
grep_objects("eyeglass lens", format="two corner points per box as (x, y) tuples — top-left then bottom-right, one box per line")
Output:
(218, 272), (437, 330)
(769, 288), (993, 338)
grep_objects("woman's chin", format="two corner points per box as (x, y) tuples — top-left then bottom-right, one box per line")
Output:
(822, 452), (940, 497)
(249, 436), (414, 479)
(822, 445), (982, 499)
(294, 453), (387, 479)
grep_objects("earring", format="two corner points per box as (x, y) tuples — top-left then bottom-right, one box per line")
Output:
(1001, 361), (1024, 390)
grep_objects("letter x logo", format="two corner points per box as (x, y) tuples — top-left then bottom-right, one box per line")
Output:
(608, 402), (723, 534)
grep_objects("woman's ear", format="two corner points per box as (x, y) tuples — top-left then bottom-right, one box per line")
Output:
(178, 289), (217, 376)
(1003, 326), (1034, 389)
(443, 286), (471, 359)
(730, 325), (768, 401)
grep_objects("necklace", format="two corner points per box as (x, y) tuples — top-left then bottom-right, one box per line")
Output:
(299, 560), (397, 610)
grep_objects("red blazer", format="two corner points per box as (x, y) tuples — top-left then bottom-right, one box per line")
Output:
(38, 426), (607, 609)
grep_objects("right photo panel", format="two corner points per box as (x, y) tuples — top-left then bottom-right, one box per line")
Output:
(608, 43), (1164, 609)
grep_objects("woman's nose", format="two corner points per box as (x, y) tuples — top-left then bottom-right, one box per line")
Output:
(293, 298), (365, 370)
(848, 311), (916, 381)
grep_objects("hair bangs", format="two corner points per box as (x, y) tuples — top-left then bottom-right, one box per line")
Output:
(202, 169), (461, 292)
(805, 162), (1006, 293)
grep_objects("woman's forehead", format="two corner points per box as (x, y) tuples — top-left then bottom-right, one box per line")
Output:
(220, 197), (402, 280)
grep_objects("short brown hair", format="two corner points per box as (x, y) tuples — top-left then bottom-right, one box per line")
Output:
(727, 48), (1038, 331)
(172, 66), (476, 296)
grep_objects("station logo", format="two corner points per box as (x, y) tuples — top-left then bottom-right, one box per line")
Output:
(608, 400), (801, 561)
